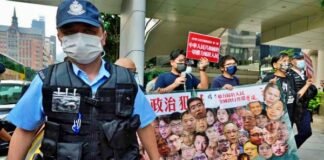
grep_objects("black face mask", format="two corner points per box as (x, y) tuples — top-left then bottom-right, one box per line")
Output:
(176, 63), (187, 73)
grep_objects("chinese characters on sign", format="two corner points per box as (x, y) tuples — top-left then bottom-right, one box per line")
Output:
(186, 32), (221, 63)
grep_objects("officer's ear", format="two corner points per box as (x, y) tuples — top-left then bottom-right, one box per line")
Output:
(57, 31), (63, 45)
(101, 31), (107, 46)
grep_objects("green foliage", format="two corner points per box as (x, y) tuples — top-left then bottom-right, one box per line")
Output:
(279, 48), (295, 58)
(100, 13), (120, 63)
(144, 68), (164, 85)
(308, 91), (324, 111)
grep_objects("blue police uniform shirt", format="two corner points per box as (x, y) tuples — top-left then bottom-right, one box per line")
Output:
(7, 60), (156, 131)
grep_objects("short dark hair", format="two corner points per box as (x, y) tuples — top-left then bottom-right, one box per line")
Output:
(219, 55), (237, 68)
(180, 110), (191, 120)
(187, 97), (203, 111)
(170, 112), (181, 121)
(170, 49), (186, 60)
(270, 53), (289, 68)
(193, 132), (209, 148)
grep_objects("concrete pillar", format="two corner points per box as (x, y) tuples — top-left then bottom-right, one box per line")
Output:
(317, 50), (324, 88)
(119, 0), (145, 85)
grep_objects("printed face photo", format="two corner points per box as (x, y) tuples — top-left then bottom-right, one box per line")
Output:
(170, 119), (183, 136)
(181, 131), (194, 146)
(277, 121), (289, 142)
(230, 113), (244, 130)
(221, 148), (235, 160)
(244, 141), (258, 160)
(205, 142), (217, 159)
(272, 140), (288, 157)
(263, 128), (278, 145)
(205, 126), (218, 144)
(249, 126), (264, 145)
(265, 120), (280, 133)
(259, 142), (273, 159)
(157, 137), (171, 156)
(166, 134), (182, 155)
(217, 135), (230, 152)
(238, 130), (249, 146)
(193, 152), (208, 160)
(217, 109), (229, 124)
(194, 135), (208, 153)
(206, 109), (215, 126)
(181, 144), (196, 160)
(256, 114), (269, 128)
(159, 119), (172, 139)
(224, 123), (239, 144)
(266, 100), (284, 121)
(189, 100), (207, 119)
(264, 86), (280, 107)
(165, 152), (181, 160)
(242, 110), (256, 131)
(182, 113), (196, 133)
(196, 118), (208, 133)
(248, 101), (262, 116)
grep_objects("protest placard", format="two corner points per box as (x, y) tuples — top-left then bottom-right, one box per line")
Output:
(146, 83), (298, 160)
(186, 32), (220, 63)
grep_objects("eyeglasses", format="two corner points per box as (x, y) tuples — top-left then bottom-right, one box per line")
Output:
(159, 125), (169, 129)
(170, 122), (182, 127)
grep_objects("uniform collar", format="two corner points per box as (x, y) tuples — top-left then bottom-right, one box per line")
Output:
(71, 59), (110, 81)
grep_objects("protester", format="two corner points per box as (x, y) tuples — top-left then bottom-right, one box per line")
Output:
(7, 1), (159, 159)
(289, 52), (317, 148)
(154, 49), (209, 93)
(262, 53), (313, 148)
(211, 55), (240, 90)
(115, 57), (145, 92)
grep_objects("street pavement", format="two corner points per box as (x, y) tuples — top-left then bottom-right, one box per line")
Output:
(298, 114), (324, 160)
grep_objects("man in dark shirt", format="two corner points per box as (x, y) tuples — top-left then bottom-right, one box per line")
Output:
(262, 53), (313, 148)
(154, 49), (209, 93)
(211, 55), (240, 90)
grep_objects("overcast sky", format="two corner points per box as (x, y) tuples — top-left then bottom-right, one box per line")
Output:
(0, 0), (65, 62)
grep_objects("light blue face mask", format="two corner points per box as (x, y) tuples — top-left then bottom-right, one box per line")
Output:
(296, 60), (305, 70)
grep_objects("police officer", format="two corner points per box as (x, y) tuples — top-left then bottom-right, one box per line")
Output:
(7, 0), (159, 159)
(289, 52), (317, 148)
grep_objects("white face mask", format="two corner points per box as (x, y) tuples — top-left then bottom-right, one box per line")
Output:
(62, 33), (103, 64)
(185, 66), (192, 74)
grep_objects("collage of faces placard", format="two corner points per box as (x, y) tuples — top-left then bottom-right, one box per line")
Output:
(148, 82), (298, 160)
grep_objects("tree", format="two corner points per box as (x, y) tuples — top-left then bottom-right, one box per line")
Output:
(100, 13), (120, 63)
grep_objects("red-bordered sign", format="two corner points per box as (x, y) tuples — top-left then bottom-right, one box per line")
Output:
(186, 32), (220, 63)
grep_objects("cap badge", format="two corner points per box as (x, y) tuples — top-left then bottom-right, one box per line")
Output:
(68, 0), (85, 16)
